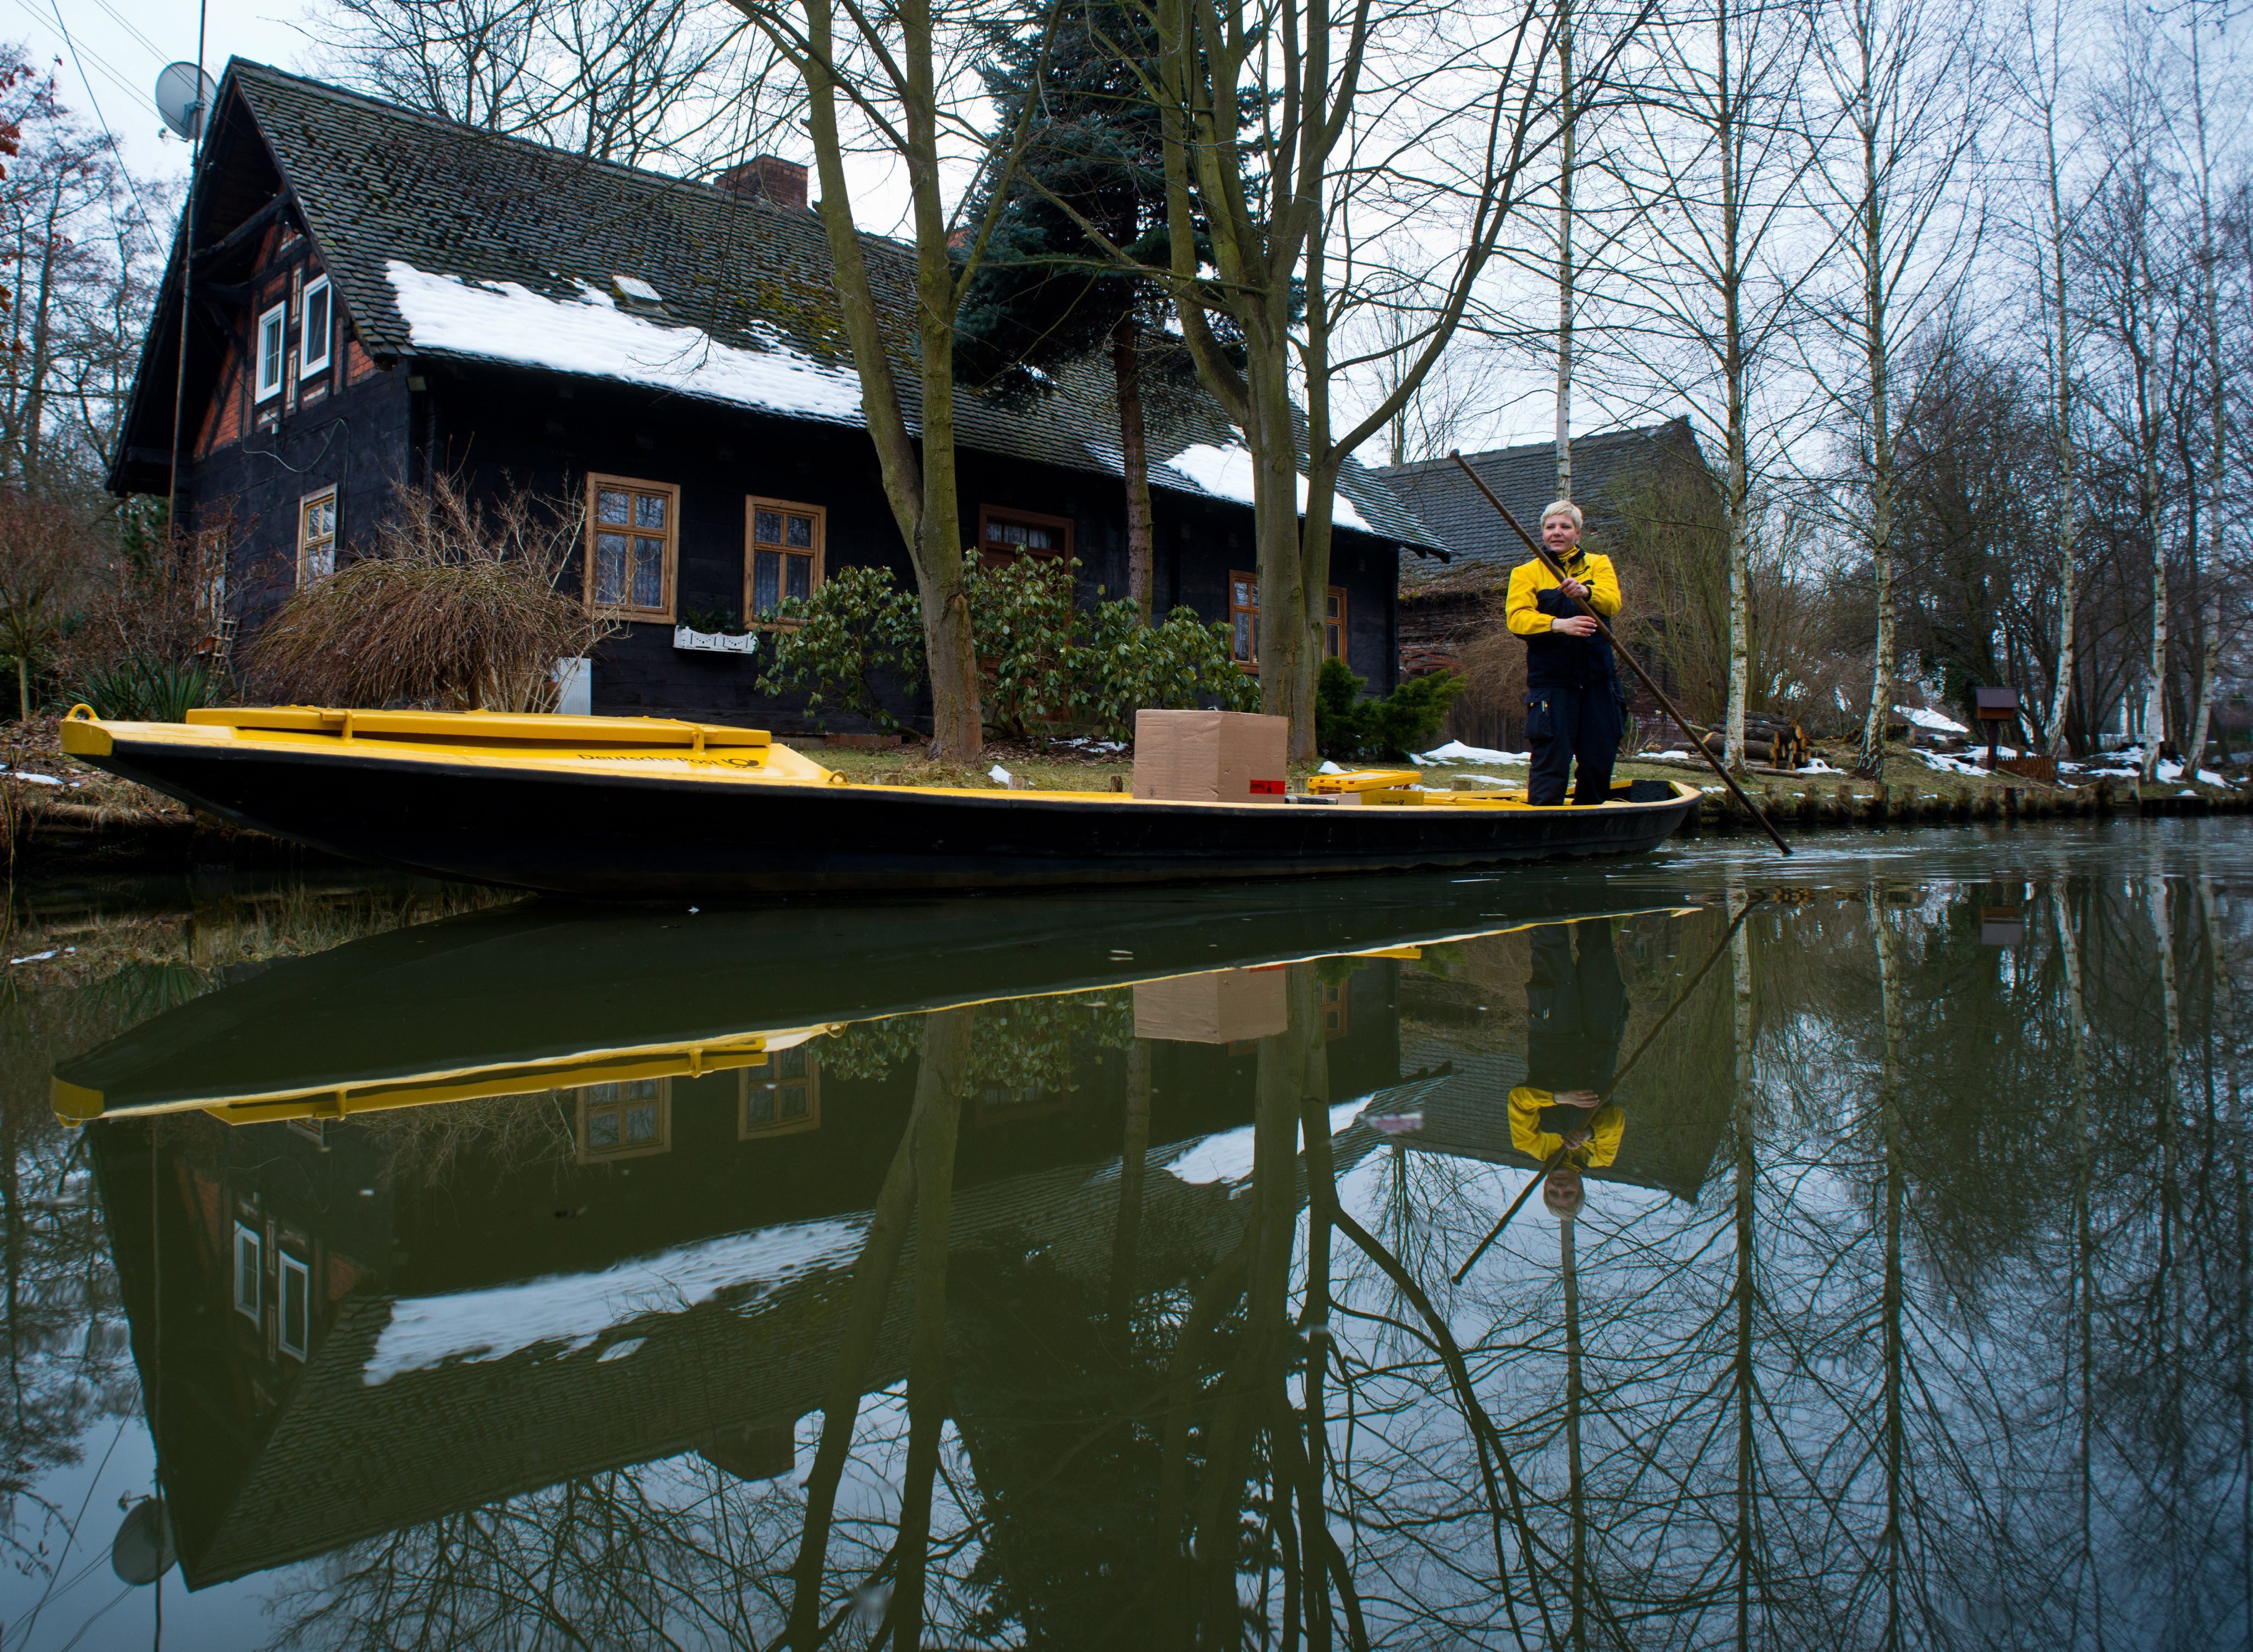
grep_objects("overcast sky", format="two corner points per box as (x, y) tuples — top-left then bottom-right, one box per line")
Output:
(19, 0), (306, 184)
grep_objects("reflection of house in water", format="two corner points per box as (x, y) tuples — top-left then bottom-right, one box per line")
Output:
(89, 965), (1402, 1592)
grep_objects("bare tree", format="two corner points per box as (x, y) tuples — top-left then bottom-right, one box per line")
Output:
(1596, 0), (1829, 765)
(1799, 0), (1988, 774)
(2010, 0), (2093, 758)
(717, 0), (1057, 759)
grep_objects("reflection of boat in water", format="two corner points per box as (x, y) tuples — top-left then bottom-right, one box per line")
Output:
(51, 874), (1696, 1126)
(86, 964), (1406, 1590)
(69, 884), (1727, 1599)
(59, 708), (1697, 896)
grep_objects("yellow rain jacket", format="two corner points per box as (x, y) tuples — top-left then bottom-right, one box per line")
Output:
(1508, 1086), (1624, 1168)
(1506, 549), (1623, 691)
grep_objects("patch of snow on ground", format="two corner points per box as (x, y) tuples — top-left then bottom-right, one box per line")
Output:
(1915, 750), (1990, 778)
(1317, 760), (1345, 774)
(1163, 442), (1373, 531)
(364, 1213), (867, 1385)
(1795, 759), (1845, 775)
(1415, 740), (1529, 764)
(387, 261), (864, 425)
(1162, 1100), (1369, 1188)
(3, 772), (62, 785)
(1894, 704), (1969, 734)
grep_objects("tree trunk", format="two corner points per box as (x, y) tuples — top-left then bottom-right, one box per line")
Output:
(1114, 316), (1156, 625)
(1855, 67), (1893, 780)
(770, 0), (984, 761)
(1718, 0), (1751, 769)
(2040, 105), (2079, 759)
(2185, 26), (2226, 777)
(1555, 0), (1575, 502)
(1250, 342), (1317, 758)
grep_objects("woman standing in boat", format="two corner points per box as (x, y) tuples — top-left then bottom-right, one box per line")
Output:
(1507, 502), (1625, 806)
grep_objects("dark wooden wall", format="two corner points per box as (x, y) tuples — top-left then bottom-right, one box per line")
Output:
(202, 349), (1403, 732)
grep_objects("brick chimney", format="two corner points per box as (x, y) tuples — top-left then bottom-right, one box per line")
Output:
(717, 155), (809, 210)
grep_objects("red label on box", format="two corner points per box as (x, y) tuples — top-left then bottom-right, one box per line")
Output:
(1250, 779), (1285, 795)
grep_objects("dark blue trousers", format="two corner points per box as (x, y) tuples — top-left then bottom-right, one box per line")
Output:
(1526, 682), (1624, 806)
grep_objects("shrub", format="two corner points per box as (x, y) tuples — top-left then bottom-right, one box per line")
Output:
(1316, 658), (1467, 760)
(247, 474), (606, 712)
(78, 656), (222, 722)
(758, 554), (1252, 740)
(754, 564), (926, 733)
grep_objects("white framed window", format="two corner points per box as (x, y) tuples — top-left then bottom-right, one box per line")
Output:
(299, 487), (337, 584)
(299, 276), (332, 376)
(233, 1222), (262, 1324)
(277, 1251), (311, 1361)
(255, 303), (287, 401)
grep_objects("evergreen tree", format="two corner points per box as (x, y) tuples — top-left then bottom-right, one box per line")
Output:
(955, 2), (1188, 624)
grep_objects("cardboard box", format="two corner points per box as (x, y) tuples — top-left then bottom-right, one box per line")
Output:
(1132, 709), (1289, 802)
(1134, 967), (1289, 1044)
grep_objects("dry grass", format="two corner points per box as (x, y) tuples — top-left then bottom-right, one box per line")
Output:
(247, 473), (609, 713)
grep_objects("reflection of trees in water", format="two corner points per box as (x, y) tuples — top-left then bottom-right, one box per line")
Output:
(20, 873), (2253, 1646)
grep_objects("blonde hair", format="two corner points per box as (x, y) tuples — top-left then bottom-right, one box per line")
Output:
(1541, 500), (1584, 532)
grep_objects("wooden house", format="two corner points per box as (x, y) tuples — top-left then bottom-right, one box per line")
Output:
(107, 61), (1445, 730)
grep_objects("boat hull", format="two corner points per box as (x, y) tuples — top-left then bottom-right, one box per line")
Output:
(81, 733), (1696, 897)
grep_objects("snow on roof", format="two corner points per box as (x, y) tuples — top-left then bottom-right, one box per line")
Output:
(362, 1210), (867, 1386)
(1160, 1098), (1369, 1188)
(611, 273), (662, 304)
(1894, 704), (1969, 734)
(386, 260), (864, 426)
(1163, 440), (1375, 532)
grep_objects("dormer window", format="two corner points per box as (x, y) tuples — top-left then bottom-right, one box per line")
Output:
(611, 273), (664, 315)
(300, 276), (332, 376)
(255, 302), (287, 400)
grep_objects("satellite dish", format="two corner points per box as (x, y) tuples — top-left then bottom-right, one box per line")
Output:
(110, 1497), (175, 1585)
(155, 62), (216, 142)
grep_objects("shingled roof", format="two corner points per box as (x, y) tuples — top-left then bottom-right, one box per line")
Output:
(1372, 418), (1709, 581)
(119, 59), (1439, 549)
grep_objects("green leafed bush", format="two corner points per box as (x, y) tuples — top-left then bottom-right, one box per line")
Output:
(76, 655), (223, 723)
(755, 563), (926, 733)
(1316, 657), (1467, 760)
(759, 554), (1252, 740)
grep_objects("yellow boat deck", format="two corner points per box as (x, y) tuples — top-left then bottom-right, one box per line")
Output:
(60, 706), (1595, 810)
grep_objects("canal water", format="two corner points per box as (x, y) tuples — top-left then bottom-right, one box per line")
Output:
(0, 822), (2246, 1649)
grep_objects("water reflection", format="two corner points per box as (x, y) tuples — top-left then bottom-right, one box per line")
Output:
(7, 834), (2252, 1647)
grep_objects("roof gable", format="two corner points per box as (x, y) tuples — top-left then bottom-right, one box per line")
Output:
(1375, 418), (1711, 574)
(162, 60), (1436, 546)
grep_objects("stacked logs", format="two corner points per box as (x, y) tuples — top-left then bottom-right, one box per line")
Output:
(1691, 716), (1810, 772)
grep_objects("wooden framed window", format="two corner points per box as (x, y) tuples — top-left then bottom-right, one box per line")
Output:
(1321, 979), (1349, 1040)
(575, 1078), (671, 1162)
(1227, 572), (1348, 671)
(298, 487), (337, 584)
(233, 1222), (262, 1324)
(255, 302), (287, 401)
(744, 497), (825, 624)
(1230, 571), (1259, 667)
(277, 1249), (311, 1361)
(586, 475), (677, 620)
(299, 276), (333, 377)
(977, 504), (1073, 565)
(739, 1045), (820, 1139)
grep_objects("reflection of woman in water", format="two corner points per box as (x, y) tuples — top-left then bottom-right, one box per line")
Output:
(1507, 919), (1630, 1216)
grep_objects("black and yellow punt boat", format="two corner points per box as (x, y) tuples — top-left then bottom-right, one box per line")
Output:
(59, 706), (1697, 898)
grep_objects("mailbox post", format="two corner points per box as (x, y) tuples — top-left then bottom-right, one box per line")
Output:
(1974, 688), (2020, 770)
